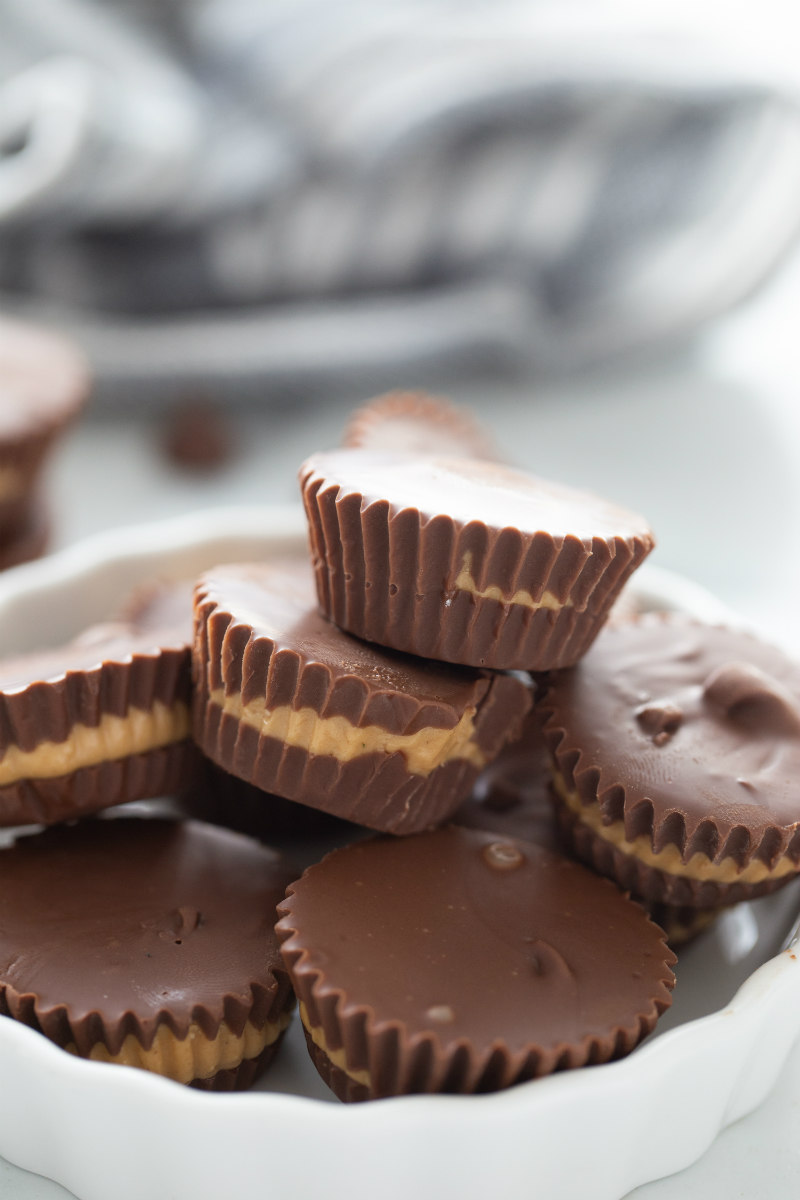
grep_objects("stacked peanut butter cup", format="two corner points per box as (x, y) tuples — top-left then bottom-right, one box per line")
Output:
(0, 316), (89, 567)
(1, 391), (799, 1103)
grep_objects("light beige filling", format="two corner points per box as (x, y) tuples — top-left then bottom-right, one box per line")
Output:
(209, 689), (486, 776)
(454, 551), (568, 612)
(299, 1001), (371, 1088)
(0, 465), (24, 502)
(66, 1012), (291, 1083)
(555, 772), (798, 884)
(0, 700), (190, 786)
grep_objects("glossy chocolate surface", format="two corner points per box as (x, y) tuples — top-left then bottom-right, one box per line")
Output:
(0, 817), (295, 1055)
(541, 615), (800, 862)
(195, 559), (526, 734)
(302, 448), (651, 540)
(279, 826), (675, 1089)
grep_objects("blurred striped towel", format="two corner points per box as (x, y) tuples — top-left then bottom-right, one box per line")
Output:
(1, 0), (800, 398)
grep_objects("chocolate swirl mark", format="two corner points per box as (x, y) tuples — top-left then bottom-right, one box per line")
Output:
(702, 663), (800, 737)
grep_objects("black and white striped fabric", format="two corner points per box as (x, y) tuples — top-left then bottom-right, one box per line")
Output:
(1, 0), (800, 397)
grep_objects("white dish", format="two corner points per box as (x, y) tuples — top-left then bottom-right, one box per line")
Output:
(0, 506), (798, 1200)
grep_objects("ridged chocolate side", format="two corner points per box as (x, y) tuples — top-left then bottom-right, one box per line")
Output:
(0, 639), (190, 753)
(192, 562), (531, 833)
(554, 800), (793, 908)
(195, 702), (480, 834)
(190, 1037), (287, 1092)
(299, 454), (653, 670)
(539, 615), (800, 875)
(640, 899), (723, 949)
(302, 1027), (370, 1103)
(341, 391), (499, 461)
(277, 827), (676, 1100)
(0, 743), (198, 827)
(180, 756), (353, 841)
(0, 818), (296, 1059)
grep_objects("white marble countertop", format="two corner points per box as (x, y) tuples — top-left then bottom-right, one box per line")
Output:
(3, 246), (800, 1198)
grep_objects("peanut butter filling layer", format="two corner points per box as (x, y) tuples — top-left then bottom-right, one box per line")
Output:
(454, 551), (568, 612)
(66, 1012), (291, 1083)
(554, 771), (799, 885)
(209, 689), (486, 776)
(0, 700), (190, 786)
(299, 1002), (371, 1088)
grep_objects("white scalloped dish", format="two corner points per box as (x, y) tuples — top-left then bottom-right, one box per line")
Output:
(0, 506), (799, 1200)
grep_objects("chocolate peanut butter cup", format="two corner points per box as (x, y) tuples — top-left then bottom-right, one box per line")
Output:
(342, 391), (498, 460)
(0, 817), (295, 1089)
(192, 560), (531, 835)
(0, 590), (195, 826)
(540, 614), (800, 907)
(276, 826), (675, 1101)
(0, 316), (88, 538)
(300, 449), (654, 670)
(454, 713), (721, 946)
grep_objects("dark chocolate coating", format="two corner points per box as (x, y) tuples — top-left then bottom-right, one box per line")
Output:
(0, 744), (197, 828)
(181, 756), (355, 842)
(540, 614), (800, 882)
(277, 826), (675, 1099)
(300, 449), (654, 669)
(342, 391), (498, 461)
(193, 560), (531, 834)
(0, 596), (194, 825)
(0, 817), (295, 1058)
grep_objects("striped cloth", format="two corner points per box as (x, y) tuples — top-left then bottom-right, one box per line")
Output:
(1, 0), (800, 399)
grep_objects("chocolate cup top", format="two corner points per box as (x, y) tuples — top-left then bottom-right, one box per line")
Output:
(194, 559), (528, 738)
(0, 315), (89, 439)
(0, 817), (295, 1055)
(278, 826), (674, 1073)
(0, 574), (195, 696)
(0, 598), (193, 758)
(301, 449), (653, 547)
(540, 614), (800, 865)
(341, 391), (498, 461)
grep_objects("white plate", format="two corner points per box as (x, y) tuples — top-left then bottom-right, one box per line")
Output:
(0, 506), (798, 1200)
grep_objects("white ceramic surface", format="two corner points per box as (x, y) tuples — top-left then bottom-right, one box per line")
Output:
(0, 507), (798, 1200)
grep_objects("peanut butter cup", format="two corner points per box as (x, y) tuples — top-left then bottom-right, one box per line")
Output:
(0, 315), (88, 539)
(342, 391), (497, 460)
(454, 713), (720, 947)
(192, 559), (531, 835)
(541, 614), (800, 907)
(300, 449), (654, 670)
(0, 817), (295, 1089)
(0, 590), (194, 826)
(276, 825), (675, 1101)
